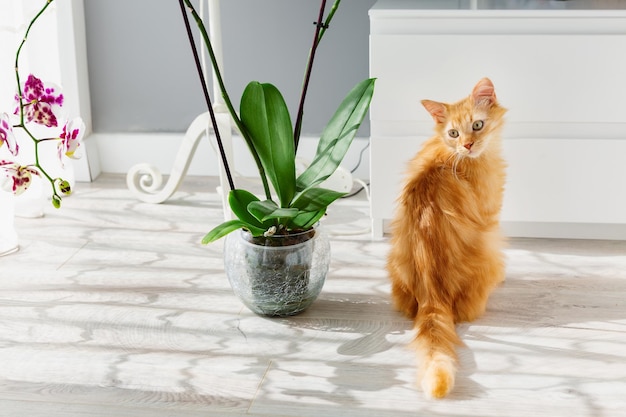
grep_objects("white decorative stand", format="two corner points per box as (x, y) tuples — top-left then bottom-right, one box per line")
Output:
(126, 111), (233, 213)
(126, 0), (233, 220)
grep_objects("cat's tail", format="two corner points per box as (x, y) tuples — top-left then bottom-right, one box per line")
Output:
(414, 304), (461, 399)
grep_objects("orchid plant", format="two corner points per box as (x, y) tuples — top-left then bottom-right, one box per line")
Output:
(179, 0), (375, 243)
(0, 0), (84, 208)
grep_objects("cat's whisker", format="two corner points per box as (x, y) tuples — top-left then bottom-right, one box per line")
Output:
(444, 152), (456, 169)
(443, 152), (460, 180)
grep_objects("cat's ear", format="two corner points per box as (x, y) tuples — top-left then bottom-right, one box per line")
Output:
(472, 78), (496, 106)
(421, 100), (447, 124)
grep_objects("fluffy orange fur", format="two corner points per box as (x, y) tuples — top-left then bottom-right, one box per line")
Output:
(387, 78), (507, 399)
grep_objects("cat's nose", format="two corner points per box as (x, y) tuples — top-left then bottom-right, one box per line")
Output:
(463, 142), (474, 150)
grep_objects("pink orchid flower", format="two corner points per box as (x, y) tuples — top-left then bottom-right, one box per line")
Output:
(15, 74), (64, 128)
(58, 117), (84, 161)
(0, 161), (40, 195)
(0, 113), (19, 156)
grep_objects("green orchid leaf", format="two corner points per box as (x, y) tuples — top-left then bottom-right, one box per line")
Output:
(241, 82), (296, 208)
(248, 200), (299, 222)
(290, 209), (326, 230)
(291, 187), (346, 212)
(261, 208), (300, 222)
(201, 219), (265, 244)
(296, 78), (376, 191)
(247, 199), (279, 223)
(228, 189), (266, 229)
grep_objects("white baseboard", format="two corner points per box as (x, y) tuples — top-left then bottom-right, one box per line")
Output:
(376, 218), (626, 241)
(73, 134), (101, 182)
(501, 221), (626, 241)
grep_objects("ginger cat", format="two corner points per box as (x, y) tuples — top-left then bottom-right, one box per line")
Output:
(387, 78), (507, 399)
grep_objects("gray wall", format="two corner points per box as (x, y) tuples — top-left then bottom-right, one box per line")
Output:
(84, 0), (375, 136)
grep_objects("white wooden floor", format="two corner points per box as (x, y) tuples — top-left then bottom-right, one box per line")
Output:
(1, 174), (625, 417)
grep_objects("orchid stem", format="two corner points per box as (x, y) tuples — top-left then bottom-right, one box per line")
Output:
(178, 0), (235, 192)
(317, 0), (340, 44)
(181, 0), (272, 201)
(15, 0), (54, 126)
(14, 0), (61, 205)
(293, 0), (341, 152)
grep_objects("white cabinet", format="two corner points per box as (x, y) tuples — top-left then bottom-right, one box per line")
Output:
(369, 0), (626, 240)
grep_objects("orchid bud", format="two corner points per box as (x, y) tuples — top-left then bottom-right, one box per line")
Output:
(56, 179), (71, 195)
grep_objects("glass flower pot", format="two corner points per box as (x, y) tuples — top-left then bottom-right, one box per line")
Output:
(224, 224), (330, 317)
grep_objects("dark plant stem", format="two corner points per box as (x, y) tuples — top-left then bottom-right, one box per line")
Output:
(178, 0), (234, 191)
(293, 0), (327, 152)
(293, 0), (341, 152)
(181, 0), (272, 200)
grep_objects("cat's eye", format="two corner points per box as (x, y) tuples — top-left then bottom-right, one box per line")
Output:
(472, 120), (484, 131)
(448, 129), (459, 138)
